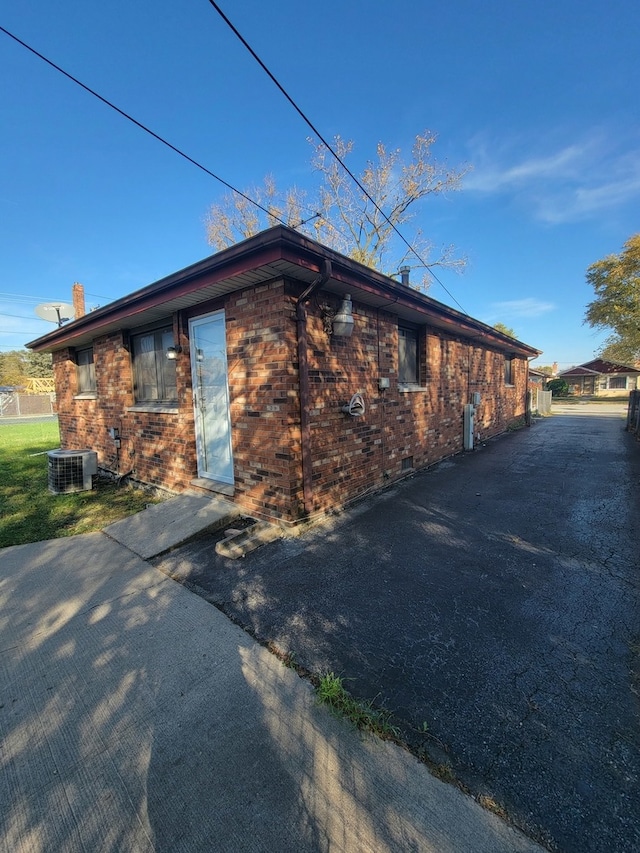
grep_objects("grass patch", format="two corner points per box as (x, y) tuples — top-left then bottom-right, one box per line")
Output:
(0, 420), (159, 548)
(315, 672), (399, 739)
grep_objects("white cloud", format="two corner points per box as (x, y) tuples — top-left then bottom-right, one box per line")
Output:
(465, 131), (640, 224)
(535, 170), (640, 224)
(466, 143), (591, 192)
(491, 298), (556, 319)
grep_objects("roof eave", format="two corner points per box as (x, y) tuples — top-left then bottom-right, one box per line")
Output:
(27, 225), (540, 358)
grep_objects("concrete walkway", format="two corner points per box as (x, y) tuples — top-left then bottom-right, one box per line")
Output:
(0, 529), (543, 851)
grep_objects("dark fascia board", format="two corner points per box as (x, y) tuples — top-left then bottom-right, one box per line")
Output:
(26, 228), (289, 352)
(559, 367), (600, 376)
(27, 225), (540, 358)
(278, 229), (539, 356)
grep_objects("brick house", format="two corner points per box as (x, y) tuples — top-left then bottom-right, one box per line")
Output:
(28, 226), (540, 525)
(559, 359), (640, 397)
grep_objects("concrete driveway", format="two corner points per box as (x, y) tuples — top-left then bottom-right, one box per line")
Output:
(155, 402), (640, 853)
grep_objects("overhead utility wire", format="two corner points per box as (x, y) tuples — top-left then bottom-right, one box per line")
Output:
(0, 312), (43, 320)
(206, 1), (467, 313)
(0, 25), (289, 228)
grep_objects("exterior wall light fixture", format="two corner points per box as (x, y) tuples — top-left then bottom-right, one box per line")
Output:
(166, 345), (183, 360)
(331, 294), (355, 337)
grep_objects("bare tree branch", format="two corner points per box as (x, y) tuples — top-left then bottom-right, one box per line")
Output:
(205, 131), (471, 286)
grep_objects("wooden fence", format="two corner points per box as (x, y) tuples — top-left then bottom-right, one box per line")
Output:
(627, 390), (640, 439)
(24, 377), (56, 394)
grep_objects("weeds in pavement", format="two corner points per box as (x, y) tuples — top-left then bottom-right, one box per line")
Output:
(315, 672), (400, 739)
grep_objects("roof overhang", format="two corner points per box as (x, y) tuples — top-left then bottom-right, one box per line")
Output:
(27, 226), (541, 358)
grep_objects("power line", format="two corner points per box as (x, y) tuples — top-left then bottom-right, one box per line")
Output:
(206, 1), (467, 313)
(0, 292), (69, 303)
(0, 25), (289, 228)
(2, 19), (464, 310)
(0, 312), (42, 320)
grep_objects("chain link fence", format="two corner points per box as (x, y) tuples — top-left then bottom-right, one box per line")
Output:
(0, 391), (56, 419)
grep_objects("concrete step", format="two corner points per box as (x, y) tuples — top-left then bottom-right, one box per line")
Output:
(215, 520), (283, 559)
(104, 492), (240, 559)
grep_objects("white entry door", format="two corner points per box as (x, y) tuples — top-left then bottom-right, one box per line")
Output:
(189, 311), (234, 484)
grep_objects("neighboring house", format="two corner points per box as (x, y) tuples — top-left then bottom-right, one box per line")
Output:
(27, 226), (540, 525)
(528, 367), (548, 392)
(559, 359), (640, 398)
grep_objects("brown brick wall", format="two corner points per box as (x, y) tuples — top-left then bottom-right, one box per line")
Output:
(53, 331), (198, 493)
(299, 298), (528, 516)
(223, 281), (302, 520)
(53, 282), (528, 524)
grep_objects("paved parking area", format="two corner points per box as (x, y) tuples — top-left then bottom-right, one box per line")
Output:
(155, 404), (640, 853)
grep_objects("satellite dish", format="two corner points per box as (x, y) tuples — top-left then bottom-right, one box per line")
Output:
(35, 303), (76, 327)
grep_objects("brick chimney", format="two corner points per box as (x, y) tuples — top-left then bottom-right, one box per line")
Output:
(72, 282), (86, 319)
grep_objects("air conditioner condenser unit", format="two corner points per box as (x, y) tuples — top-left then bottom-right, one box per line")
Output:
(47, 449), (98, 494)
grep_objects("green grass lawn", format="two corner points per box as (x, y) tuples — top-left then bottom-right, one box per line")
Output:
(0, 420), (158, 548)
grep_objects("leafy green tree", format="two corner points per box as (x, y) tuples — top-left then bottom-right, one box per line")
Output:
(547, 378), (569, 397)
(0, 350), (27, 386)
(493, 322), (516, 337)
(585, 234), (640, 365)
(532, 365), (554, 375)
(25, 351), (53, 378)
(206, 131), (470, 286)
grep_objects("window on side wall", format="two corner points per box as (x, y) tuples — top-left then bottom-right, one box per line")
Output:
(76, 346), (96, 395)
(131, 326), (177, 404)
(398, 325), (420, 386)
(504, 354), (514, 385)
(608, 376), (626, 390)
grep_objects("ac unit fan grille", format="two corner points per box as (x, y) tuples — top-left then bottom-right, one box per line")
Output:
(48, 450), (97, 494)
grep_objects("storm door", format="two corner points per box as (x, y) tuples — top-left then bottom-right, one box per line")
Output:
(189, 311), (234, 484)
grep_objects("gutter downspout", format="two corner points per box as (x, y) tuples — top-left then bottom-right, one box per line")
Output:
(296, 259), (332, 515)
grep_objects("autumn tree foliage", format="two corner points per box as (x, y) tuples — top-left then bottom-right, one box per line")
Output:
(585, 234), (640, 365)
(493, 322), (517, 338)
(205, 132), (469, 286)
(0, 350), (52, 387)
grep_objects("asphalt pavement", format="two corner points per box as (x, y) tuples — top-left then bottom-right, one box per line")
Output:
(0, 512), (543, 850)
(154, 402), (640, 853)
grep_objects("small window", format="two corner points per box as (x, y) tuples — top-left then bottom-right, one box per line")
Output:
(608, 376), (626, 390)
(131, 326), (177, 404)
(399, 326), (419, 385)
(504, 355), (514, 385)
(76, 347), (96, 395)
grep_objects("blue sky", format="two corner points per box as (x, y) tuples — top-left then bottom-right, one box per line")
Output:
(1, 0), (638, 368)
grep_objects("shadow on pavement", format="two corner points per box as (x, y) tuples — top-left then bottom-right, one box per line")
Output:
(1, 533), (539, 852)
(155, 408), (640, 853)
